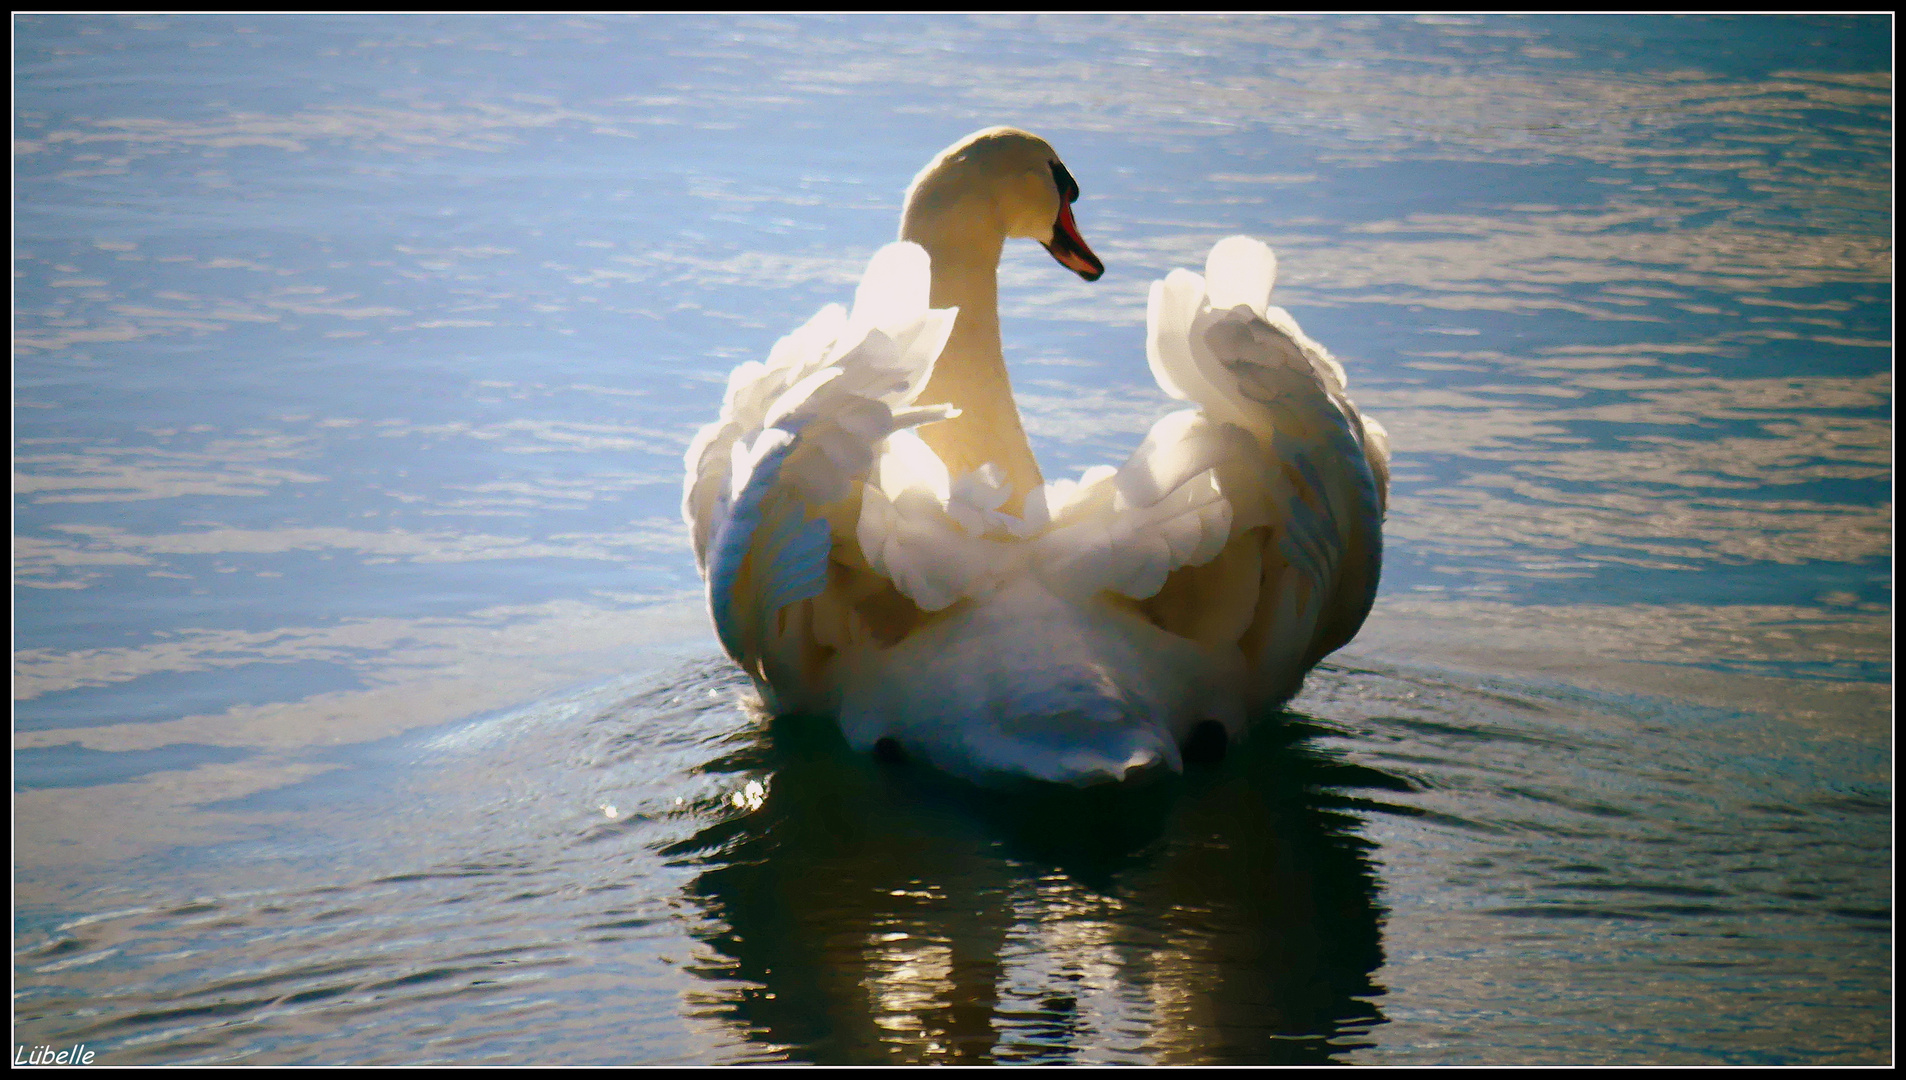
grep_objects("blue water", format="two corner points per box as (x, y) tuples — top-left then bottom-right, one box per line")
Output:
(13, 14), (1891, 1065)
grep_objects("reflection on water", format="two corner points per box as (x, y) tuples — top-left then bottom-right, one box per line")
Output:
(12, 12), (1891, 1066)
(670, 712), (1393, 1064)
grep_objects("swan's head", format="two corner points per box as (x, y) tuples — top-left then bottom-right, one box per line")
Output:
(901, 126), (1104, 281)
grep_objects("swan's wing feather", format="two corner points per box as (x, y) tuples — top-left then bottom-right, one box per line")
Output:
(1036, 410), (1240, 600)
(706, 430), (823, 665)
(1147, 272), (1243, 425)
(683, 416), (740, 575)
(858, 480), (996, 612)
(685, 242), (954, 703)
(1119, 236), (1390, 710)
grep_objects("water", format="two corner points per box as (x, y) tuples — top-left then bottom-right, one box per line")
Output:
(13, 14), (1891, 1064)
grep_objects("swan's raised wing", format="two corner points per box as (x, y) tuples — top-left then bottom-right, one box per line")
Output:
(1061, 236), (1391, 713)
(683, 242), (956, 710)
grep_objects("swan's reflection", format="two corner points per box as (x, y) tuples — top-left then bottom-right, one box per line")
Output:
(664, 711), (1399, 1064)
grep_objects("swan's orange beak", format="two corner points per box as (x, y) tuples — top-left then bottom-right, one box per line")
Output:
(1044, 197), (1103, 281)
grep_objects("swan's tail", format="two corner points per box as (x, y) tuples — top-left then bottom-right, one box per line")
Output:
(835, 578), (1226, 786)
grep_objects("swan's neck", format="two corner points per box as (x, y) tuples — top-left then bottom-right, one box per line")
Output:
(900, 221), (1043, 513)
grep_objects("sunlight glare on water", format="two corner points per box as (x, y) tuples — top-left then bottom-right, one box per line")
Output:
(12, 13), (1891, 1065)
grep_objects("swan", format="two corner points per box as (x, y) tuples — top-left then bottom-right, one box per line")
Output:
(684, 127), (1390, 786)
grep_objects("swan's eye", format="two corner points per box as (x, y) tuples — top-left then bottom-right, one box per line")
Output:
(1050, 161), (1080, 204)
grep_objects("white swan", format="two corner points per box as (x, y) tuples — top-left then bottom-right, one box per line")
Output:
(684, 127), (1390, 786)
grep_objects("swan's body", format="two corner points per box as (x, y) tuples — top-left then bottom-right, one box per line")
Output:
(684, 128), (1390, 786)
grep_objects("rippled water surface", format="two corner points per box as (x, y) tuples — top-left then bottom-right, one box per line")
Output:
(14, 14), (1891, 1065)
